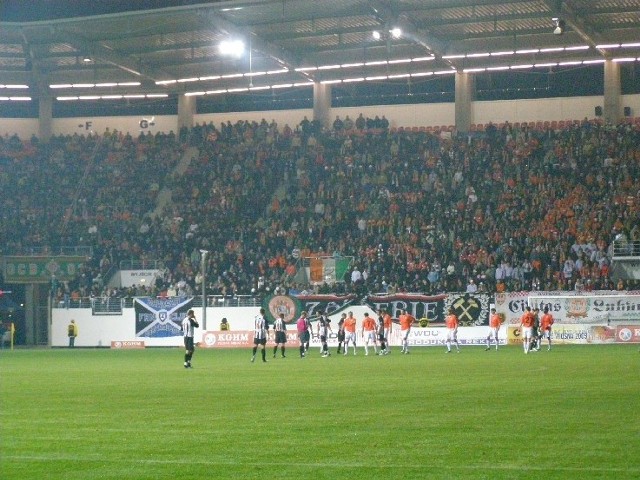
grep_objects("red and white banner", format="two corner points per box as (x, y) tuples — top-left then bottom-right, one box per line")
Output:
(200, 327), (508, 348)
(110, 340), (145, 349)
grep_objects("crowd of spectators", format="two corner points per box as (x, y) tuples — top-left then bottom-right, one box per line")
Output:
(1, 113), (639, 302)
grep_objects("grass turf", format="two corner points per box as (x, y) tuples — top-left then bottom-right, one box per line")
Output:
(1, 344), (638, 479)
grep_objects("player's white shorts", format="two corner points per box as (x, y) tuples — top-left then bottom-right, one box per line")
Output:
(521, 326), (532, 340)
(401, 329), (411, 341)
(542, 328), (552, 339)
(364, 331), (376, 343)
(345, 331), (357, 344)
(487, 327), (499, 338)
(446, 328), (458, 341)
(383, 328), (391, 340)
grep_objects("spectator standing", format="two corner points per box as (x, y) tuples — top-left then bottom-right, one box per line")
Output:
(67, 320), (78, 348)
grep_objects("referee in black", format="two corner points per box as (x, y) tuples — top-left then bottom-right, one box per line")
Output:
(181, 309), (199, 368)
(251, 308), (269, 363)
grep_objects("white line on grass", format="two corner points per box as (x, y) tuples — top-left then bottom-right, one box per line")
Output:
(5, 455), (640, 474)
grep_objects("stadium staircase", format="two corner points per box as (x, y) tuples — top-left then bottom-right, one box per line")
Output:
(609, 237), (640, 282)
(150, 145), (199, 218)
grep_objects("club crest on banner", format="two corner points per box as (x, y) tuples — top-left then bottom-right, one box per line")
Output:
(444, 293), (489, 326)
(134, 297), (193, 337)
(264, 295), (303, 323)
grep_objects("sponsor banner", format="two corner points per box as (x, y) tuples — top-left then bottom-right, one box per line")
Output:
(134, 297), (193, 338)
(507, 325), (618, 345)
(120, 269), (160, 288)
(405, 326), (508, 347)
(111, 340), (145, 349)
(200, 327), (506, 348)
(201, 330), (301, 348)
(496, 291), (640, 325)
(495, 292), (541, 325)
(615, 325), (640, 343)
(365, 293), (490, 326)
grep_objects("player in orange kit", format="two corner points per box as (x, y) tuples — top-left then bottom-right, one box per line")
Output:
(445, 307), (460, 353)
(485, 308), (502, 351)
(343, 311), (358, 355)
(376, 308), (392, 355)
(361, 312), (378, 356)
(539, 307), (555, 351)
(399, 309), (415, 354)
(519, 306), (535, 354)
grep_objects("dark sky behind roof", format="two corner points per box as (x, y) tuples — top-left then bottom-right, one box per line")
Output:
(0, 0), (216, 22)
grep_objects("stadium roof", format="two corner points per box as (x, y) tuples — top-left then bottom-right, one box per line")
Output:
(0, 0), (639, 102)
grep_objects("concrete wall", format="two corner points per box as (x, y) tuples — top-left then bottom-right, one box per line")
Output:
(3, 94), (639, 139)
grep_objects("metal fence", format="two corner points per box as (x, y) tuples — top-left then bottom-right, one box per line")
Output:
(54, 295), (261, 313)
(612, 239), (640, 257)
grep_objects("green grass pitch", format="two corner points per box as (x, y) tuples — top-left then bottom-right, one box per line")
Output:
(1, 344), (638, 479)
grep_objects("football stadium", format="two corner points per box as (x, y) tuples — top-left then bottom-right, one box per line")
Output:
(1, 1), (639, 479)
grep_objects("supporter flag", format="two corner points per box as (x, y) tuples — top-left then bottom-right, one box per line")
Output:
(134, 296), (193, 338)
(309, 257), (350, 284)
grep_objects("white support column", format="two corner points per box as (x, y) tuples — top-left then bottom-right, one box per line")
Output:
(455, 71), (473, 134)
(177, 94), (196, 131)
(38, 95), (53, 142)
(603, 60), (622, 124)
(313, 83), (331, 129)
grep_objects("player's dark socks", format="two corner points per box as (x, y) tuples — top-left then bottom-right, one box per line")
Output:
(300, 345), (304, 356)
(252, 346), (258, 356)
(273, 346), (278, 355)
(281, 346), (285, 356)
(261, 349), (266, 362)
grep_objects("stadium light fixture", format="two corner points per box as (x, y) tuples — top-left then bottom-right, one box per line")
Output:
(552, 18), (565, 35)
(219, 39), (245, 58)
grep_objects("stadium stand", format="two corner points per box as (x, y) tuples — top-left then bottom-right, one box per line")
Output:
(1, 116), (639, 302)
